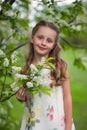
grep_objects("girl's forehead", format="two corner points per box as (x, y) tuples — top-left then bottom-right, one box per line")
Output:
(35, 26), (57, 37)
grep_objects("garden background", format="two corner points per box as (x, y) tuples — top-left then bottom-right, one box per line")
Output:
(0, 0), (87, 130)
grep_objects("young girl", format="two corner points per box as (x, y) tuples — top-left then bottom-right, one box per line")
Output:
(19, 20), (75, 130)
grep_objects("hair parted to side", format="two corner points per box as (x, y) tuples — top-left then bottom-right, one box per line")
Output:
(23, 20), (69, 86)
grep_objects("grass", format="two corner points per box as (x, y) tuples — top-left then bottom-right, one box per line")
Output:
(10, 49), (87, 130)
(10, 97), (24, 129)
(71, 69), (87, 130)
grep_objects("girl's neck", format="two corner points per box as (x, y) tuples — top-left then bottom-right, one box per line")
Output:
(32, 54), (48, 65)
(32, 58), (40, 65)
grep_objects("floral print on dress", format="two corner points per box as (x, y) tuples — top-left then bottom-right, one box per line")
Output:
(52, 128), (58, 130)
(60, 117), (66, 126)
(26, 110), (40, 129)
(46, 105), (54, 121)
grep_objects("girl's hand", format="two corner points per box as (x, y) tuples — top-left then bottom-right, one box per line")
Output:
(16, 86), (27, 102)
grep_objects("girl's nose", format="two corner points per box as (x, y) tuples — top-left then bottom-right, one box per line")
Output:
(41, 39), (46, 45)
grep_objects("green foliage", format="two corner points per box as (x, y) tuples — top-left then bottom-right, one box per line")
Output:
(0, 101), (19, 130)
(0, 50), (22, 102)
(0, 0), (29, 129)
(33, 0), (87, 69)
(74, 58), (85, 69)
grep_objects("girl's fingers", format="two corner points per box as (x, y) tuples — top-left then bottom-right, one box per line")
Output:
(16, 87), (27, 102)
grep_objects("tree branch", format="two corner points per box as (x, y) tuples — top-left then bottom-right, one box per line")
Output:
(70, 22), (87, 26)
(0, 30), (17, 47)
(0, 0), (16, 15)
(9, 41), (28, 53)
(60, 36), (87, 49)
(0, 69), (8, 99)
(9, 0), (16, 5)
(0, 92), (16, 102)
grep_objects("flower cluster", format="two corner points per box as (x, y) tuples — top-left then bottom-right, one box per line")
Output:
(11, 57), (55, 95)
(0, 48), (55, 102)
(0, 49), (18, 68)
(0, 49), (20, 102)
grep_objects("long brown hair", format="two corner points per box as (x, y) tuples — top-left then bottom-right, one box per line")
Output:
(23, 20), (69, 86)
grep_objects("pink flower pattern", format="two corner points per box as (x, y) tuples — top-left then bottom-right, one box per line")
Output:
(46, 106), (54, 121)
(60, 117), (66, 126)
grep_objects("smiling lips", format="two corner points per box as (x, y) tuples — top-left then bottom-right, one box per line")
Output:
(38, 45), (47, 51)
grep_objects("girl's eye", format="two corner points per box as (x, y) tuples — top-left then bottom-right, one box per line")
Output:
(47, 39), (53, 43)
(37, 36), (43, 39)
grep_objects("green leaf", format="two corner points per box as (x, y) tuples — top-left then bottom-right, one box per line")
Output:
(39, 86), (51, 96)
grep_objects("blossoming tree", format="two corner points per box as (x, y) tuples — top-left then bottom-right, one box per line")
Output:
(0, 49), (55, 102)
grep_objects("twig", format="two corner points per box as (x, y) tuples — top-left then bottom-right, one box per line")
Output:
(0, 68), (7, 99)
(8, 41), (28, 53)
(0, 0), (16, 15)
(0, 31), (17, 47)
(60, 36), (87, 49)
(70, 22), (87, 26)
(0, 92), (16, 102)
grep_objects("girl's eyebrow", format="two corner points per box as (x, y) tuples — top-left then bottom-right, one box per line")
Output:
(37, 34), (53, 39)
(37, 34), (44, 37)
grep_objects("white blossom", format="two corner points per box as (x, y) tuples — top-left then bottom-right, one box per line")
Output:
(30, 64), (38, 73)
(10, 82), (17, 88)
(37, 77), (43, 85)
(72, 25), (81, 31)
(33, 76), (43, 85)
(0, 49), (5, 57)
(10, 82), (19, 92)
(11, 51), (18, 63)
(3, 57), (9, 67)
(14, 73), (28, 80)
(12, 86), (19, 92)
(26, 82), (33, 88)
(40, 68), (50, 76)
(12, 66), (21, 74)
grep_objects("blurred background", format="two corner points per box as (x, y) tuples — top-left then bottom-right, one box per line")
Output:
(0, 0), (87, 130)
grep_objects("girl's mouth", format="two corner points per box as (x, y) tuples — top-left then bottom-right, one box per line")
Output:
(38, 46), (46, 51)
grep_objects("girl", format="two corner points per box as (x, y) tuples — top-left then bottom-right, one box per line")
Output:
(19, 20), (75, 130)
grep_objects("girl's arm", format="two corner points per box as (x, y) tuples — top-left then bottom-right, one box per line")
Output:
(62, 71), (72, 130)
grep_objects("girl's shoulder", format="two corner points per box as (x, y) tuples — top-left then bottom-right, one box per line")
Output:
(56, 58), (68, 70)
(56, 58), (70, 81)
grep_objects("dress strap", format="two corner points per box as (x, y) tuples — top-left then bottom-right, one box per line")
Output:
(56, 61), (61, 81)
(57, 61), (61, 70)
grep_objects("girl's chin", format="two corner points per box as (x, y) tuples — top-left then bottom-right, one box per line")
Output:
(36, 51), (48, 57)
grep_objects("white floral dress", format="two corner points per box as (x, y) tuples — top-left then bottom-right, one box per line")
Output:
(20, 68), (75, 130)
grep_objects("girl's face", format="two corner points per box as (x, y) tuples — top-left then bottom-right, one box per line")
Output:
(31, 26), (56, 58)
